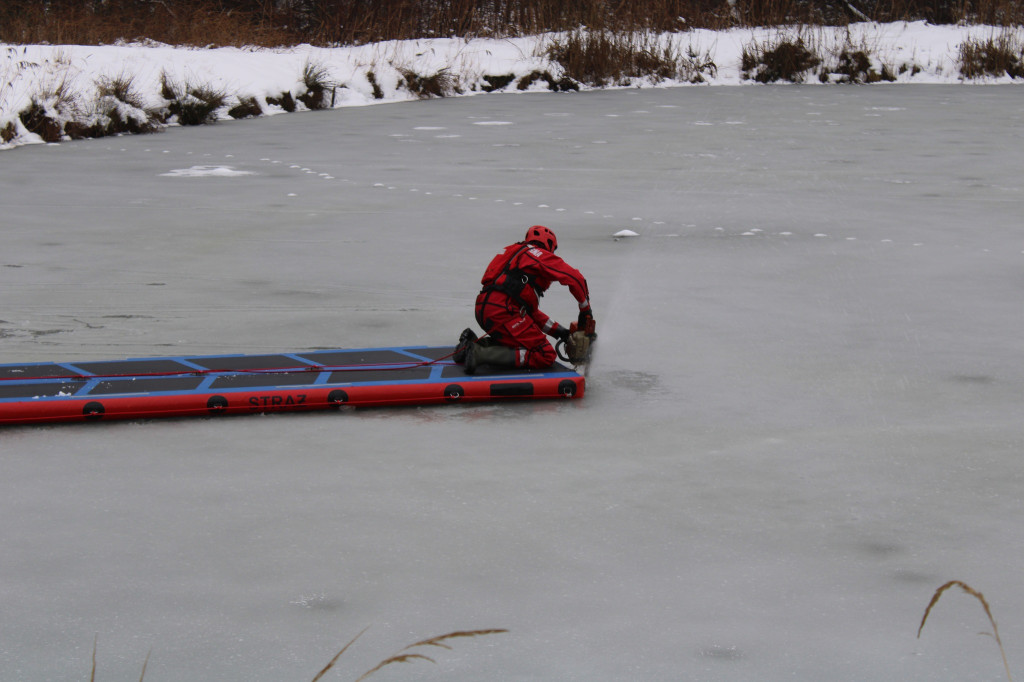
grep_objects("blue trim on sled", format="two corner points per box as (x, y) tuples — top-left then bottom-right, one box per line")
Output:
(0, 345), (580, 404)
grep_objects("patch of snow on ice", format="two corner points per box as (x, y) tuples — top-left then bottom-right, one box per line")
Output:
(160, 165), (255, 177)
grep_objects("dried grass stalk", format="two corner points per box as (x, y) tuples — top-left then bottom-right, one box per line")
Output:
(918, 580), (1012, 682)
(311, 626), (370, 682)
(354, 629), (508, 681)
(312, 627), (507, 682)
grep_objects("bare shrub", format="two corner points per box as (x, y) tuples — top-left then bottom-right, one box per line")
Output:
(482, 73), (516, 92)
(959, 31), (1024, 79)
(2, 0), (1023, 47)
(516, 70), (579, 91)
(398, 67), (459, 98)
(96, 73), (145, 110)
(19, 100), (63, 142)
(826, 48), (896, 83)
(266, 92), (297, 112)
(297, 60), (337, 110)
(93, 73), (160, 134)
(0, 0), (293, 47)
(18, 75), (80, 142)
(809, 29), (901, 83)
(365, 71), (385, 99)
(741, 36), (821, 83)
(8, 69), (160, 142)
(228, 96), (263, 119)
(548, 30), (712, 87)
(160, 72), (227, 126)
(680, 44), (719, 83)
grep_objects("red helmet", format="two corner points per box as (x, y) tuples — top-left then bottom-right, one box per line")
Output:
(525, 225), (558, 252)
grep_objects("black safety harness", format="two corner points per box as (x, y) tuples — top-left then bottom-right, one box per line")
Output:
(479, 242), (545, 314)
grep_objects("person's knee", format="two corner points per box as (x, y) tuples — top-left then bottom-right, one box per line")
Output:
(524, 344), (556, 369)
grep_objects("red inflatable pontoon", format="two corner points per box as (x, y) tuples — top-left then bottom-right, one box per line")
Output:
(0, 345), (585, 426)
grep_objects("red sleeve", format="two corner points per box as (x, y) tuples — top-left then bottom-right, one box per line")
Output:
(520, 247), (591, 311)
(530, 308), (553, 329)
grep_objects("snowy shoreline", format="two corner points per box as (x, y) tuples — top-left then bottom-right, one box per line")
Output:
(2, 21), (1021, 151)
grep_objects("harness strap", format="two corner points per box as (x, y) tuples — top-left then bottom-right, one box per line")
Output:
(479, 242), (537, 314)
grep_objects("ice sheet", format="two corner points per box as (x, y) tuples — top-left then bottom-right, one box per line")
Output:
(1, 85), (1023, 681)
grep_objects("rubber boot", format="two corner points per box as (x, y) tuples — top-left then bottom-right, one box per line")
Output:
(464, 343), (516, 375)
(453, 328), (477, 363)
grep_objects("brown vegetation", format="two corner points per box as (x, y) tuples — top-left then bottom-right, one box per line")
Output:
(741, 36), (822, 82)
(919, 580), (1012, 681)
(2, 0), (1021, 48)
(548, 29), (711, 86)
(958, 30), (1024, 78)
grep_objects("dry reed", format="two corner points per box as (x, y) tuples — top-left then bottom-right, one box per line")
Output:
(2, 0), (1021, 48)
(918, 580), (1012, 682)
(89, 637), (150, 682)
(311, 626), (370, 682)
(312, 627), (508, 682)
(958, 30), (1024, 78)
(548, 29), (698, 86)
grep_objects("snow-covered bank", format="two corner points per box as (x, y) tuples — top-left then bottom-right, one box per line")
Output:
(1, 21), (1021, 151)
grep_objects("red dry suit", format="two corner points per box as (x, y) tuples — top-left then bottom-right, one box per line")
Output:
(475, 241), (591, 369)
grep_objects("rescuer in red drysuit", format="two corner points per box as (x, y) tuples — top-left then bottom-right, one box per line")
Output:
(456, 225), (594, 375)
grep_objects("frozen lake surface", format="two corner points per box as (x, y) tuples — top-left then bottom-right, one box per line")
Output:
(2, 85), (1023, 681)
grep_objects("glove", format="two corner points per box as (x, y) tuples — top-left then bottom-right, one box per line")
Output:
(577, 308), (595, 331)
(551, 325), (571, 342)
